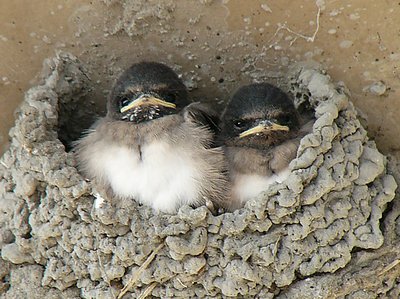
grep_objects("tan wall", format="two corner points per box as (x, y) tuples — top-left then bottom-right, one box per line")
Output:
(1, 0), (399, 157)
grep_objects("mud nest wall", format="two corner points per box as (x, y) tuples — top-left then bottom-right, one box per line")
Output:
(0, 53), (399, 299)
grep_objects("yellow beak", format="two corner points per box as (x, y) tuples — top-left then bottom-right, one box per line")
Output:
(120, 95), (176, 113)
(239, 122), (289, 138)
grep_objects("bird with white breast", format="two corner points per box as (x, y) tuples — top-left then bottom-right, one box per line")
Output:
(74, 62), (230, 213)
(218, 83), (313, 209)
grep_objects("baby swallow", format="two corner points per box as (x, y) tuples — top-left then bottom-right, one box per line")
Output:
(219, 83), (313, 209)
(74, 62), (229, 213)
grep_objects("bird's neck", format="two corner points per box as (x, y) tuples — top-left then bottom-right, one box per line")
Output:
(224, 145), (273, 176)
(99, 115), (183, 146)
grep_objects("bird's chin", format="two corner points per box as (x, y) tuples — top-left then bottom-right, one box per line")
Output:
(120, 106), (174, 124)
(120, 113), (163, 124)
(228, 132), (289, 150)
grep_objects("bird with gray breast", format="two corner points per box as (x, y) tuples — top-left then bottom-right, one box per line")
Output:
(218, 83), (313, 209)
(74, 62), (230, 213)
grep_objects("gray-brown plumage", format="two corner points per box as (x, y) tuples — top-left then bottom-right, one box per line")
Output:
(74, 62), (229, 213)
(218, 83), (313, 209)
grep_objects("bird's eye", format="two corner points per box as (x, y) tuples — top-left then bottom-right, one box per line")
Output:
(234, 120), (248, 129)
(120, 97), (130, 108)
(165, 93), (176, 103)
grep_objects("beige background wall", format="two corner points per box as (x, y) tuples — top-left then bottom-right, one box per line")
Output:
(1, 0), (399, 157)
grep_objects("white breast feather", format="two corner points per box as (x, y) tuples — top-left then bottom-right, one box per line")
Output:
(233, 168), (290, 205)
(89, 141), (201, 213)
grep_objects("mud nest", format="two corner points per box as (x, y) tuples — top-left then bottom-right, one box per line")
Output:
(0, 53), (399, 299)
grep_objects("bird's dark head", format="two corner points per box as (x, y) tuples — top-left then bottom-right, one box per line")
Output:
(219, 83), (300, 150)
(107, 62), (190, 123)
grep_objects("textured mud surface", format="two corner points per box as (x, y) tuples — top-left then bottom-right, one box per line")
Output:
(0, 53), (399, 298)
